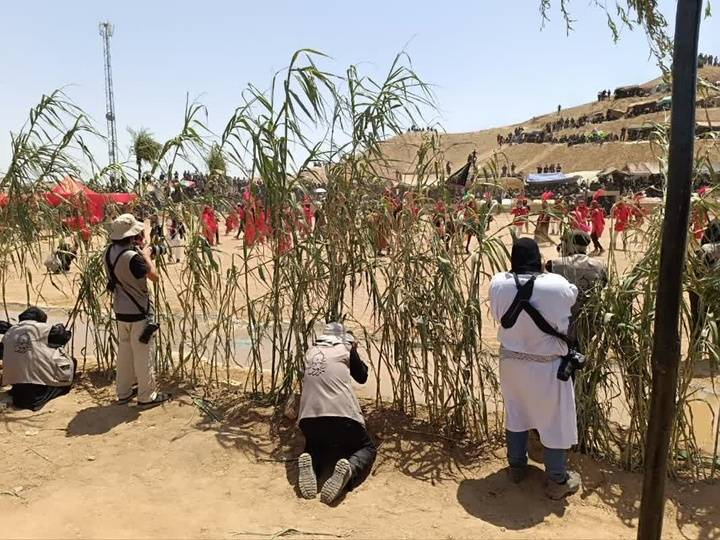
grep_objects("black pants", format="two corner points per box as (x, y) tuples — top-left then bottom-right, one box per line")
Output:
(9, 358), (76, 411)
(591, 232), (603, 251)
(299, 416), (377, 491)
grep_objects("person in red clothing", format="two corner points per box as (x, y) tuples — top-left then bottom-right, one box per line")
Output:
(570, 201), (592, 234)
(611, 199), (632, 250)
(225, 206), (240, 236)
(201, 206), (219, 246)
(534, 199), (552, 244)
(302, 195), (315, 236)
(510, 199), (529, 235)
(590, 200), (606, 255)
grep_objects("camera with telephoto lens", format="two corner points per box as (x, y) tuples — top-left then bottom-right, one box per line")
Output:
(557, 349), (586, 381)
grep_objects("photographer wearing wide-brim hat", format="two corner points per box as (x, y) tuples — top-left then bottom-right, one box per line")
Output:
(105, 213), (170, 408)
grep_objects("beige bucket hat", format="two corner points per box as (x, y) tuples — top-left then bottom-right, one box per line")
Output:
(110, 213), (145, 241)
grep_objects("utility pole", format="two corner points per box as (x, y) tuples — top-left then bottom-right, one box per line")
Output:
(637, 1), (703, 539)
(99, 21), (118, 167)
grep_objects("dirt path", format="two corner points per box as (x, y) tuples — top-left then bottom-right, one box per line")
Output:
(1, 377), (717, 540)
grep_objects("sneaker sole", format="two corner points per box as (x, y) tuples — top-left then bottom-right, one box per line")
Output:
(320, 459), (352, 504)
(298, 453), (317, 499)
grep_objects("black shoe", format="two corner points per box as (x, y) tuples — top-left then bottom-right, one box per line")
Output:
(116, 386), (138, 404)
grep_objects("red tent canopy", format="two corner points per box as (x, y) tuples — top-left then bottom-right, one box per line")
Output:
(45, 177), (106, 224)
(104, 192), (138, 205)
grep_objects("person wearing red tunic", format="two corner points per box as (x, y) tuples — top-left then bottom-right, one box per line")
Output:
(234, 203), (246, 239)
(590, 200), (606, 255)
(611, 200), (632, 250)
(302, 196), (315, 236)
(225, 207), (239, 236)
(510, 200), (529, 235)
(201, 206), (219, 246)
(570, 202), (592, 234)
(256, 201), (270, 244)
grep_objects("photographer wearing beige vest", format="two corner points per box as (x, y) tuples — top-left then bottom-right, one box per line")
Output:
(105, 214), (170, 408)
(1, 306), (75, 411)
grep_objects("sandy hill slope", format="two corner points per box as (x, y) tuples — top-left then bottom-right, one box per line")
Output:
(380, 66), (720, 177)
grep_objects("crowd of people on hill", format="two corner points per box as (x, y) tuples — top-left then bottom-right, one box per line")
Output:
(597, 89), (614, 101)
(497, 127), (623, 147)
(698, 53), (720, 67)
(406, 125), (439, 133)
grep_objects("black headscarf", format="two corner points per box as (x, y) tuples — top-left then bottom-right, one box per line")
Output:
(18, 306), (48, 323)
(511, 237), (542, 274)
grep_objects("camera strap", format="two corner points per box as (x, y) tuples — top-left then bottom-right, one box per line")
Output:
(500, 273), (572, 347)
(104, 247), (149, 317)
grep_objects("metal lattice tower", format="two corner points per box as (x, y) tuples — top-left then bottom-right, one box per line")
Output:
(99, 21), (118, 166)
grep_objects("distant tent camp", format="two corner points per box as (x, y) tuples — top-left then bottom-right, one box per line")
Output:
(626, 99), (659, 117)
(614, 85), (649, 99)
(606, 108), (625, 121)
(623, 161), (662, 178)
(526, 172), (577, 184)
(522, 129), (545, 143)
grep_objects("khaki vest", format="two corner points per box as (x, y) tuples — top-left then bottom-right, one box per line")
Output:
(106, 244), (152, 317)
(2, 321), (74, 387)
(551, 254), (607, 294)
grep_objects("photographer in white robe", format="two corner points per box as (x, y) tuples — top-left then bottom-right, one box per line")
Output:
(489, 237), (582, 499)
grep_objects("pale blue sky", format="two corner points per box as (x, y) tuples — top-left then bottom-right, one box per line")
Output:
(1, 0), (719, 171)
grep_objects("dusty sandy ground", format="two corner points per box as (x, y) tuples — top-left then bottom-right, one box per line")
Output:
(1, 376), (719, 540)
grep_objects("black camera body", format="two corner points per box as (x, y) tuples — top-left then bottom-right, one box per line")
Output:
(557, 349), (586, 381)
(139, 320), (160, 344)
(148, 244), (167, 258)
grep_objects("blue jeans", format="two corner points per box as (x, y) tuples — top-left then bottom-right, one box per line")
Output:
(506, 429), (568, 484)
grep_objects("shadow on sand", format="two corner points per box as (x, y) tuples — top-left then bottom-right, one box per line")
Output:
(457, 465), (568, 530)
(66, 403), (140, 436)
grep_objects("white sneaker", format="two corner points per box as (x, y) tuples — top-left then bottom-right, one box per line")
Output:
(297, 453), (317, 499)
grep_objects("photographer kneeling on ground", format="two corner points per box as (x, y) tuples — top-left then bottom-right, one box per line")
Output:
(296, 322), (377, 504)
(0, 306), (75, 411)
(489, 238), (582, 499)
(105, 214), (170, 408)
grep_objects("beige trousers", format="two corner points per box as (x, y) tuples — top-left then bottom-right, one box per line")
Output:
(116, 320), (157, 403)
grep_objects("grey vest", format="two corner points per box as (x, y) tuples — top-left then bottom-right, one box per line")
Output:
(106, 244), (153, 317)
(2, 321), (74, 387)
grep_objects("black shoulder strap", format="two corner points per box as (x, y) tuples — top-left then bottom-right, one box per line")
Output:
(105, 247), (148, 316)
(500, 273), (571, 346)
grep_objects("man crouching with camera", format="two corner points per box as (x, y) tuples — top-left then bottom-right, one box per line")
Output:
(105, 214), (171, 408)
(489, 238), (582, 499)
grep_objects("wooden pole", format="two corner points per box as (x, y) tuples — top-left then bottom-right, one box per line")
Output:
(638, 1), (703, 539)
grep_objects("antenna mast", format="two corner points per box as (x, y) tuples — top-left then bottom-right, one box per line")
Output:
(99, 21), (118, 166)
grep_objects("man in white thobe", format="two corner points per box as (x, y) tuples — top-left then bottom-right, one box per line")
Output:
(489, 237), (582, 499)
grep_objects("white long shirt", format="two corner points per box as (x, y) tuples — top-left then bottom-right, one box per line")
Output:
(489, 272), (578, 357)
(489, 271), (579, 449)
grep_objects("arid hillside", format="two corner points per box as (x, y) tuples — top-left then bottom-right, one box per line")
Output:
(380, 66), (720, 177)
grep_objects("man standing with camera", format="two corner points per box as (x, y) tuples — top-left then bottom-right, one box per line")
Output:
(105, 214), (170, 408)
(489, 238), (581, 499)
